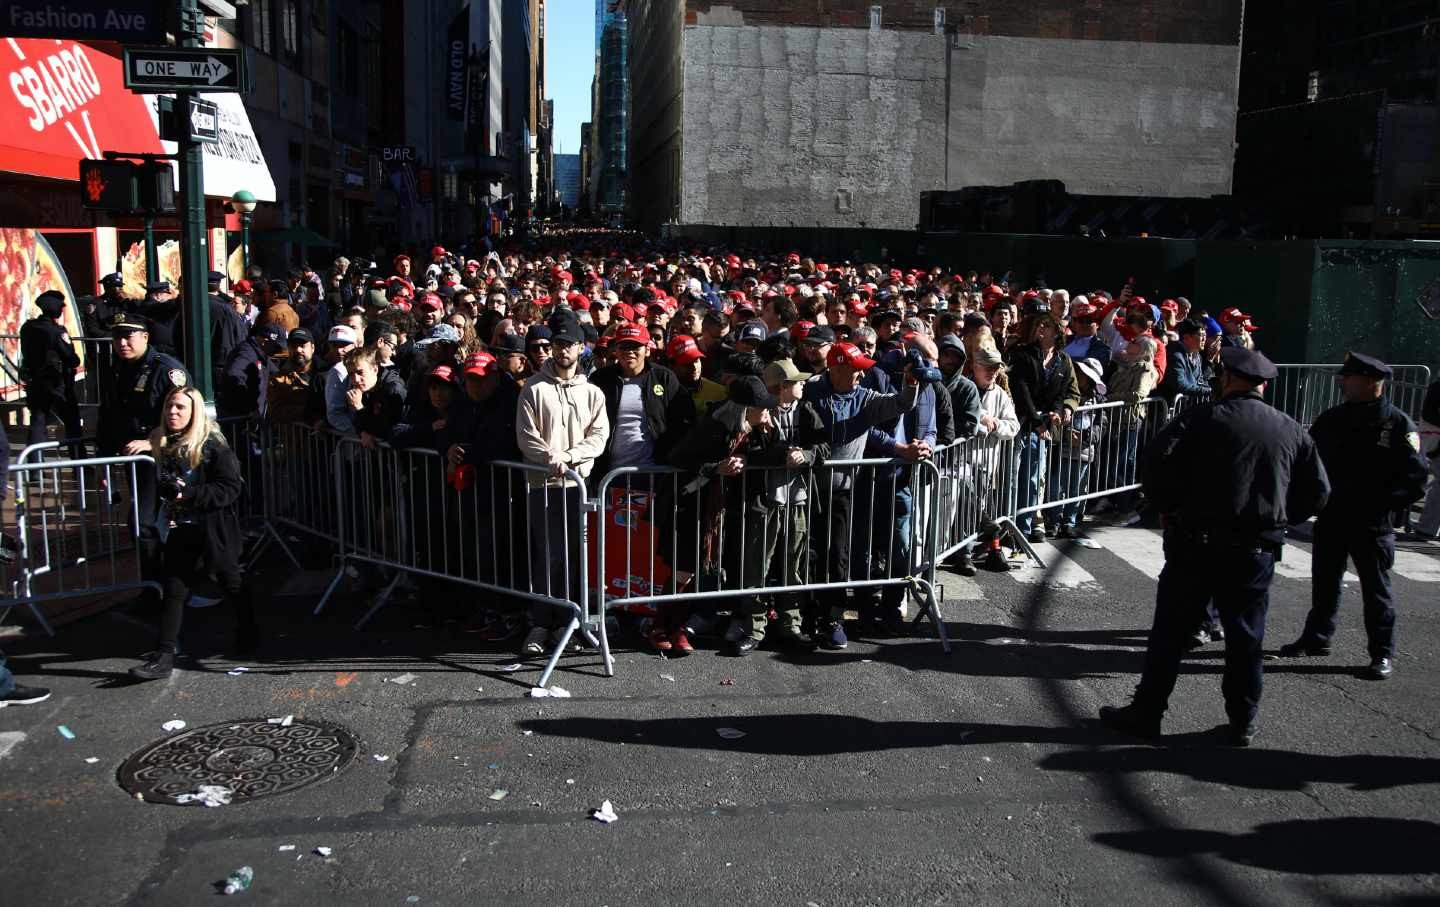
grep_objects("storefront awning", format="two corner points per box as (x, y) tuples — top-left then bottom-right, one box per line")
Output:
(0, 37), (275, 201)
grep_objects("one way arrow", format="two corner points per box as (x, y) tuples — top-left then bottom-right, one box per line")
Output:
(204, 57), (231, 85)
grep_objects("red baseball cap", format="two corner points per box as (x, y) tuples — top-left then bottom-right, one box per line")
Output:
(430, 245), (447, 258)
(826, 342), (876, 370)
(428, 364), (456, 383)
(791, 320), (815, 342)
(1219, 307), (1259, 331)
(1159, 298), (1179, 312)
(233, 279), (252, 293)
(417, 293), (443, 311)
(847, 299), (869, 317)
(614, 323), (651, 345)
(786, 252), (801, 263)
(462, 352), (496, 378)
(1070, 302), (1099, 321)
(666, 334), (704, 365)
(611, 302), (636, 322)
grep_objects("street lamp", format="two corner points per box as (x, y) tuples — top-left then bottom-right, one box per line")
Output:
(231, 189), (257, 272)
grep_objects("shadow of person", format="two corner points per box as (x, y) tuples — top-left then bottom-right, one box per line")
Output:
(516, 714), (1112, 756)
(1094, 817), (1440, 875)
(1040, 743), (1440, 792)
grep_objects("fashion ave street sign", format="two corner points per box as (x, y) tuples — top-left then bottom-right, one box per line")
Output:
(123, 47), (244, 93)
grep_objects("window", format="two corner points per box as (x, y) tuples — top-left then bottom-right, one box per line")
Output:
(282, 0), (300, 57)
(251, 0), (274, 54)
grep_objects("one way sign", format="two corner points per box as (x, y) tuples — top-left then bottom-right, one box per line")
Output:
(124, 47), (244, 93)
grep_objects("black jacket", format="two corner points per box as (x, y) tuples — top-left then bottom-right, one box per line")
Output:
(19, 317), (80, 400)
(1005, 342), (1081, 434)
(588, 362), (695, 477)
(1310, 398), (1430, 531)
(939, 370), (982, 444)
(157, 435), (244, 571)
(1142, 391), (1330, 546)
(218, 339), (274, 418)
(97, 347), (189, 455)
(354, 367), (408, 441)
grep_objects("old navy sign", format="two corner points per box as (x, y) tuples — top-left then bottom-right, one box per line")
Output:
(446, 5), (469, 122)
(5, 0), (165, 43)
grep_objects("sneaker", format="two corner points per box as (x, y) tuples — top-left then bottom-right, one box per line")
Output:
(818, 619), (848, 650)
(1206, 623), (1225, 642)
(671, 630), (694, 655)
(1098, 703), (1161, 740)
(1227, 723), (1258, 747)
(730, 636), (760, 656)
(0, 684), (51, 707)
(520, 626), (548, 657)
(1027, 527), (1046, 543)
(647, 626), (673, 653)
(129, 651), (175, 681)
(550, 628), (581, 653)
(1186, 628), (1212, 649)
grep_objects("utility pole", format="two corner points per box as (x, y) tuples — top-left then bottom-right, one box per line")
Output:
(177, 0), (213, 400)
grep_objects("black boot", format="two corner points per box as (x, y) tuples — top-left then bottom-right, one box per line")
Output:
(129, 651), (175, 681)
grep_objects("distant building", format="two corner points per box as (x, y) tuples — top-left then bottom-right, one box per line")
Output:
(627, 0), (1245, 232)
(592, 0), (628, 215)
(555, 154), (581, 209)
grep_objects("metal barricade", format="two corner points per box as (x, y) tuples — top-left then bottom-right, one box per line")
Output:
(309, 436), (609, 688)
(1, 454), (160, 635)
(922, 431), (1019, 569)
(1269, 364), (1431, 427)
(592, 455), (950, 653)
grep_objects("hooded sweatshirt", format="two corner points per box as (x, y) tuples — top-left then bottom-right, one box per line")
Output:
(516, 357), (610, 487)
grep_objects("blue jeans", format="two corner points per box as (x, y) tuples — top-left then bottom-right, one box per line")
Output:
(1109, 426), (1141, 513)
(1016, 433), (1048, 534)
(878, 483), (914, 612)
(0, 649), (13, 696)
(1043, 456), (1091, 531)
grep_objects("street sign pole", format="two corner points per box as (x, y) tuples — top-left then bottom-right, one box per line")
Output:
(177, 0), (212, 401)
(144, 214), (159, 287)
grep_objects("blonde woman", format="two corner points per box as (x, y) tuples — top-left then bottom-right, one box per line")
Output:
(130, 387), (256, 680)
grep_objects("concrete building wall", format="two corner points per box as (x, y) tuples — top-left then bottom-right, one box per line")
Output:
(681, 24), (947, 229)
(944, 35), (1240, 197)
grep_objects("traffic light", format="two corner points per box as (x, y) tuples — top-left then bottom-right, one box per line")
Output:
(79, 159), (138, 212)
(78, 160), (176, 214)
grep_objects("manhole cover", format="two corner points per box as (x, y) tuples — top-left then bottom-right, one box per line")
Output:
(118, 718), (358, 806)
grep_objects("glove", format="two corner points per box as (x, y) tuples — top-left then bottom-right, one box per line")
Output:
(904, 348), (943, 384)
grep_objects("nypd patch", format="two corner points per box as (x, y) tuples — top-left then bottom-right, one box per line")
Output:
(169, 369), (187, 387)
(1407, 431), (1421, 453)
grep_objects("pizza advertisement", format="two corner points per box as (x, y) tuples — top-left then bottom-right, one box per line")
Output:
(0, 228), (85, 399)
(119, 239), (184, 300)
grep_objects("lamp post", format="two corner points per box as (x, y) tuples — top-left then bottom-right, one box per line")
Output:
(231, 189), (257, 272)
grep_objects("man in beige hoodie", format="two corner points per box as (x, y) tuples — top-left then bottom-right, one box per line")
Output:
(515, 308), (610, 656)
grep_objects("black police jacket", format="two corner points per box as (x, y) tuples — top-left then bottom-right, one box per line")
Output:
(1142, 390), (1330, 546)
(588, 362), (695, 477)
(19, 317), (80, 399)
(1310, 398), (1430, 531)
(139, 297), (182, 353)
(97, 347), (189, 455)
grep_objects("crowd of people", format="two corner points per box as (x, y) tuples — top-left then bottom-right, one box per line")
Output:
(4, 230), (1437, 706)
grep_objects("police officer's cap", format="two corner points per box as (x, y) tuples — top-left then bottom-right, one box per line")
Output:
(1219, 347), (1277, 383)
(145, 279), (171, 293)
(1337, 351), (1392, 380)
(207, 270), (225, 284)
(108, 312), (150, 335)
(99, 272), (124, 289)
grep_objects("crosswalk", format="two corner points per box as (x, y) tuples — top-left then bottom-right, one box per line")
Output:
(937, 526), (1440, 597)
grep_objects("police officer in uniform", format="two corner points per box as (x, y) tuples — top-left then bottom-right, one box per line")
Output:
(1279, 353), (1430, 679)
(1100, 348), (1330, 746)
(208, 270), (248, 391)
(97, 313), (190, 602)
(19, 290), (83, 453)
(138, 280), (182, 357)
(82, 273), (133, 388)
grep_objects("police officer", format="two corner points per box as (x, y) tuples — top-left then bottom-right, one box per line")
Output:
(1100, 348), (1330, 746)
(208, 270), (248, 390)
(1279, 353), (1430, 679)
(97, 313), (190, 601)
(82, 272), (131, 339)
(19, 291), (83, 453)
(138, 280), (182, 357)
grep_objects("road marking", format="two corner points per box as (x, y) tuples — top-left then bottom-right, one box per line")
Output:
(1007, 541), (1100, 589)
(0, 731), (25, 760)
(334, 671), (359, 688)
(1276, 542), (1357, 583)
(1083, 527), (1166, 578)
(1392, 549), (1440, 583)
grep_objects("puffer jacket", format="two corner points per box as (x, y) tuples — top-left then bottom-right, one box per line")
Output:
(515, 358), (611, 487)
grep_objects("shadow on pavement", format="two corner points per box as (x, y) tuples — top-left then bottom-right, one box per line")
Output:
(517, 713), (1113, 755)
(1093, 817), (1440, 875)
(1039, 744), (1440, 792)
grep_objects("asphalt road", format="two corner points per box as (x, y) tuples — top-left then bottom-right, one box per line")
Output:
(1, 526), (1437, 906)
